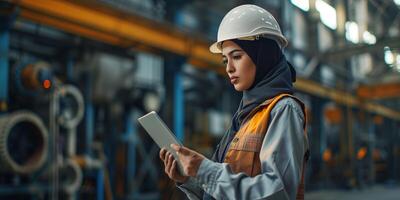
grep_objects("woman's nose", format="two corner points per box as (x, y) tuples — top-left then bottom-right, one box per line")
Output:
(226, 60), (235, 74)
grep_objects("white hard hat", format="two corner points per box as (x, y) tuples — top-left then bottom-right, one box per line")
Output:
(209, 4), (288, 53)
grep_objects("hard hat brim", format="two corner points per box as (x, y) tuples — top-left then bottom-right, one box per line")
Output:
(209, 42), (221, 54)
(209, 35), (288, 54)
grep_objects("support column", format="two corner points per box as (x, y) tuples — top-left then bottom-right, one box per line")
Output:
(368, 114), (376, 184)
(97, 168), (104, 200)
(174, 70), (184, 142)
(66, 54), (74, 82)
(345, 105), (355, 187)
(390, 120), (398, 183)
(85, 73), (94, 156)
(126, 110), (137, 196)
(0, 4), (15, 112)
(310, 97), (325, 188)
(0, 28), (8, 110)
(165, 56), (186, 143)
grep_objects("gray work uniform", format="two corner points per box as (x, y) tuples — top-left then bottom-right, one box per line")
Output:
(178, 97), (309, 200)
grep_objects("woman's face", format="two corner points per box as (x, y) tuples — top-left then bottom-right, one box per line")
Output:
(222, 40), (256, 91)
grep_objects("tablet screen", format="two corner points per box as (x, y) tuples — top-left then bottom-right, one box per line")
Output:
(138, 111), (186, 175)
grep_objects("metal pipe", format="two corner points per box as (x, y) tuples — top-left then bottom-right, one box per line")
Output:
(85, 74), (94, 156)
(97, 168), (104, 200)
(126, 110), (137, 197)
(60, 159), (82, 196)
(57, 85), (85, 129)
(34, 161), (78, 199)
(49, 86), (60, 200)
(66, 55), (74, 81)
(0, 19), (9, 112)
(67, 128), (77, 157)
(174, 71), (184, 142)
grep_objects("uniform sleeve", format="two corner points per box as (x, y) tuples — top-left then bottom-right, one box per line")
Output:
(177, 177), (204, 200)
(192, 98), (307, 200)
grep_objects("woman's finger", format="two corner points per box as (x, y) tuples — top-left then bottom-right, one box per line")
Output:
(168, 153), (174, 167)
(164, 153), (170, 173)
(160, 148), (166, 160)
(169, 159), (177, 176)
(163, 151), (170, 169)
(165, 153), (173, 174)
(171, 144), (191, 156)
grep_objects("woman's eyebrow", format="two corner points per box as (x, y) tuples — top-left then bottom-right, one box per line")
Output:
(222, 49), (242, 57)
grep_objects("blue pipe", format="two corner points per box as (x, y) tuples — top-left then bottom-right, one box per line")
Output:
(174, 71), (184, 142)
(125, 111), (137, 195)
(66, 56), (74, 81)
(97, 168), (104, 200)
(0, 25), (9, 104)
(85, 103), (94, 155)
(0, 9), (16, 110)
(85, 74), (94, 156)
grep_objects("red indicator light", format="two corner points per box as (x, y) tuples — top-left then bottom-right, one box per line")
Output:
(43, 80), (51, 89)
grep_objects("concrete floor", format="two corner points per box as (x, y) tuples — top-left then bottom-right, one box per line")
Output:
(305, 185), (400, 200)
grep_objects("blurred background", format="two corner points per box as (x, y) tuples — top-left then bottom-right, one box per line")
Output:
(0, 0), (399, 199)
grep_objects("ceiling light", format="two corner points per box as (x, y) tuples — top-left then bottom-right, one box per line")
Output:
(316, 0), (337, 30)
(396, 55), (400, 72)
(345, 21), (359, 43)
(290, 0), (310, 11)
(384, 47), (394, 65)
(363, 31), (376, 44)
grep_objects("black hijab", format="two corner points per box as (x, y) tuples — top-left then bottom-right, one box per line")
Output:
(214, 38), (297, 163)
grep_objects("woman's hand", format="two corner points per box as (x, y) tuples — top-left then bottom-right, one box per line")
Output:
(171, 144), (205, 177)
(159, 145), (205, 183)
(160, 148), (189, 183)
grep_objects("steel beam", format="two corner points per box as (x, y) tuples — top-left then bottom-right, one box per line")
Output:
(321, 36), (400, 62)
(357, 82), (400, 99)
(12, 0), (221, 67)
(294, 78), (400, 120)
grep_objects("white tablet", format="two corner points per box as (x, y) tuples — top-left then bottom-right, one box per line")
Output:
(137, 111), (186, 175)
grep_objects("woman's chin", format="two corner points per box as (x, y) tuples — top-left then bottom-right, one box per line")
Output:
(234, 84), (245, 92)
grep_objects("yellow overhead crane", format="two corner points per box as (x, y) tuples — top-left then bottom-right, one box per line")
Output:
(357, 82), (400, 99)
(9, 0), (400, 120)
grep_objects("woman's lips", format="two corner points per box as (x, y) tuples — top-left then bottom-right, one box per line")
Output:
(230, 77), (238, 84)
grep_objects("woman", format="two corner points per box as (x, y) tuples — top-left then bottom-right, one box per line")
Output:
(160, 4), (309, 200)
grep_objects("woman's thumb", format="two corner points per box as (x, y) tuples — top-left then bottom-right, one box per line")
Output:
(171, 144), (190, 155)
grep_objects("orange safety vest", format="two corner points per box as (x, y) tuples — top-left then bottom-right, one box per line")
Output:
(224, 94), (308, 200)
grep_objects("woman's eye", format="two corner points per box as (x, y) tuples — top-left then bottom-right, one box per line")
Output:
(233, 55), (241, 60)
(222, 59), (228, 65)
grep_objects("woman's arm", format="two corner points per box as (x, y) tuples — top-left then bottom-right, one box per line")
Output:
(194, 97), (307, 200)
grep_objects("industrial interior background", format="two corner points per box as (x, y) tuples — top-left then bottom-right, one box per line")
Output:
(0, 0), (399, 199)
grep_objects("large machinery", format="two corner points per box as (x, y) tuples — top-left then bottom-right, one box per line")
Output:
(0, 12), (168, 198)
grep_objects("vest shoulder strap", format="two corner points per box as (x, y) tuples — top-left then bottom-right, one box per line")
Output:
(260, 93), (304, 126)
